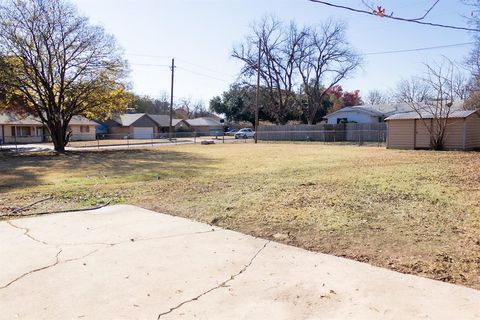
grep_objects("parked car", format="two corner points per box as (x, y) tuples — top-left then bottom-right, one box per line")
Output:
(235, 128), (255, 139)
(224, 129), (237, 136)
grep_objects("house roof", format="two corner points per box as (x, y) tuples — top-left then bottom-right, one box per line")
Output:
(0, 113), (42, 125)
(325, 101), (468, 119)
(186, 117), (223, 127)
(109, 113), (186, 127)
(0, 113), (97, 126)
(359, 103), (414, 116)
(68, 116), (98, 126)
(385, 109), (479, 121)
(110, 113), (147, 126)
(147, 114), (170, 127)
(148, 114), (186, 127)
(325, 106), (385, 119)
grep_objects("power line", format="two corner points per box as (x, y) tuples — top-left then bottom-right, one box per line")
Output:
(129, 62), (233, 82)
(362, 41), (475, 56)
(308, 0), (480, 32)
(127, 53), (172, 59)
(176, 66), (231, 83)
(127, 53), (233, 77)
(130, 63), (170, 67)
(176, 58), (232, 77)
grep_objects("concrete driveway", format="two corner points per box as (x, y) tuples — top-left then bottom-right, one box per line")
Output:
(1, 205), (479, 320)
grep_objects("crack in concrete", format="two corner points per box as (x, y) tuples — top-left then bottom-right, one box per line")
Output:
(6, 220), (51, 246)
(0, 249), (63, 289)
(0, 248), (103, 290)
(35, 229), (217, 247)
(1, 223), (216, 291)
(6, 220), (215, 248)
(156, 241), (270, 319)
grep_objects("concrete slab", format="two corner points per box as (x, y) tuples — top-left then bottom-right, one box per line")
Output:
(0, 205), (479, 320)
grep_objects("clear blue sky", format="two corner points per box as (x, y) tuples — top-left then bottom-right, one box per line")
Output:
(72, 0), (475, 104)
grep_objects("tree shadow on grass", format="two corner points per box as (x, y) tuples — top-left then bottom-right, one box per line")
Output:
(0, 149), (217, 191)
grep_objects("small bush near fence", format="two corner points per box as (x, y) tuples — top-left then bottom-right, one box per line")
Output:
(256, 123), (387, 144)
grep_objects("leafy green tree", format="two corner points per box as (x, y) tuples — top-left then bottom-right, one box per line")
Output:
(210, 85), (278, 125)
(0, 0), (131, 152)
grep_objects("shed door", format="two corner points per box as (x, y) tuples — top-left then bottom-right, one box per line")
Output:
(415, 119), (431, 149)
(133, 127), (153, 139)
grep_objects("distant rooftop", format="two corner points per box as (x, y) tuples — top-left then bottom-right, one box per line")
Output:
(186, 117), (223, 127)
(326, 101), (467, 119)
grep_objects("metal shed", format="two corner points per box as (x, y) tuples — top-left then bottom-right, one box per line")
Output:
(385, 109), (480, 151)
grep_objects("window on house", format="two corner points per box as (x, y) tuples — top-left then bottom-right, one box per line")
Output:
(16, 126), (32, 137)
(337, 118), (348, 124)
(80, 125), (90, 133)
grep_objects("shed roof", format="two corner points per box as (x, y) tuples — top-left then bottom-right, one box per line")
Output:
(385, 109), (479, 121)
(186, 117), (223, 127)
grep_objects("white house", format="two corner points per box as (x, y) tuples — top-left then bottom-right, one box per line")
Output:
(0, 112), (97, 144)
(324, 103), (413, 124)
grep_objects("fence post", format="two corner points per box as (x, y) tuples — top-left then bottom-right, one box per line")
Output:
(97, 138), (100, 149)
(127, 135), (130, 148)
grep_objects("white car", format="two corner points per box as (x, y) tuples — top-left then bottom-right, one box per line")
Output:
(234, 128), (255, 139)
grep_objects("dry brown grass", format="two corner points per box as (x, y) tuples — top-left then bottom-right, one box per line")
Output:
(1, 144), (479, 289)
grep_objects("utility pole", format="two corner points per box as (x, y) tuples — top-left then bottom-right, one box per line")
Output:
(169, 58), (175, 141)
(254, 39), (261, 144)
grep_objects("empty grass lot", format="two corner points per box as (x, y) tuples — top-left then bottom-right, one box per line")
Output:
(1, 144), (479, 289)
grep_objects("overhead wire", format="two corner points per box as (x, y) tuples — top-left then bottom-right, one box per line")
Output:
(361, 41), (475, 56)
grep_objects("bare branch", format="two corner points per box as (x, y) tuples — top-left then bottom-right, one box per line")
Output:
(308, 0), (479, 32)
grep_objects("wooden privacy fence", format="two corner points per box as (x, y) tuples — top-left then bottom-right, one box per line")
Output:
(256, 123), (387, 143)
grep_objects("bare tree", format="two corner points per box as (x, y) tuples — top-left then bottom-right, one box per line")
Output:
(233, 16), (304, 124)
(366, 89), (391, 105)
(397, 59), (464, 150)
(233, 16), (360, 125)
(295, 20), (361, 124)
(0, 0), (130, 152)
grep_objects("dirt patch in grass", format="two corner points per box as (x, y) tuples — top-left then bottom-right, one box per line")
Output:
(1, 144), (479, 289)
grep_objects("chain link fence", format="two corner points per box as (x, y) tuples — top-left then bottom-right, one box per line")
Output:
(0, 131), (254, 152)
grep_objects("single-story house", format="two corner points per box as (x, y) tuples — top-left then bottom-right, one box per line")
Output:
(105, 113), (160, 139)
(385, 109), (480, 150)
(186, 117), (224, 136)
(0, 112), (97, 144)
(324, 103), (413, 124)
(68, 117), (98, 141)
(104, 113), (191, 139)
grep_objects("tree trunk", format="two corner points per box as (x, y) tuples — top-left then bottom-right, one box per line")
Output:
(49, 124), (66, 153)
